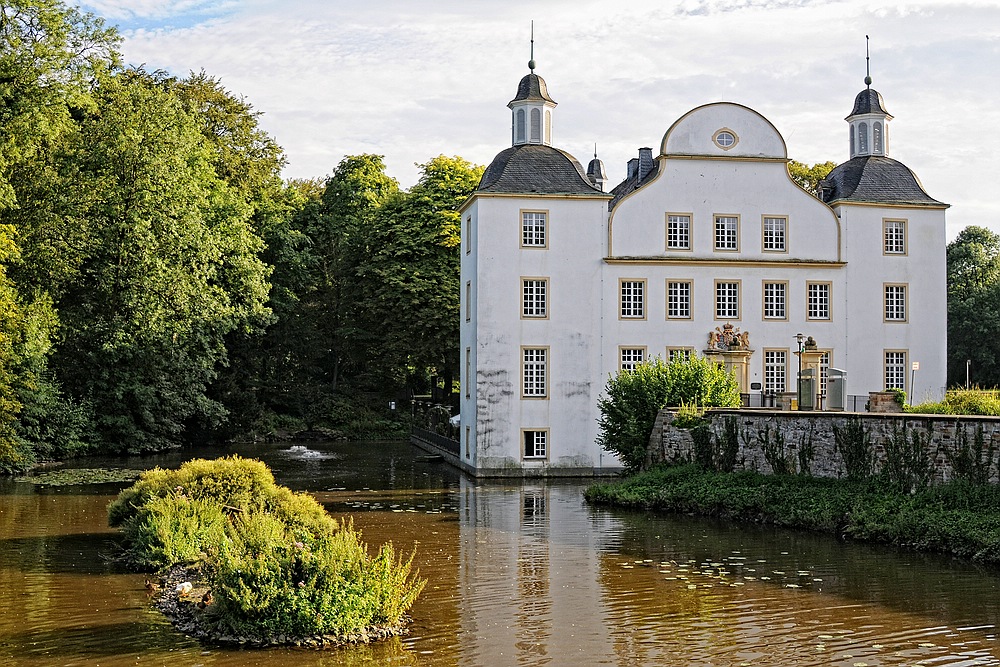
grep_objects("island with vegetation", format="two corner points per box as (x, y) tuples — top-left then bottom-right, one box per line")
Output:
(108, 456), (425, 647)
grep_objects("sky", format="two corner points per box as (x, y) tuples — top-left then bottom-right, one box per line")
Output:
(77, 0), (1000, 240)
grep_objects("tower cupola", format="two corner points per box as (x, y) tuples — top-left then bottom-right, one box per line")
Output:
(508, 26), (556, 146)
(846, 37), (892, 159)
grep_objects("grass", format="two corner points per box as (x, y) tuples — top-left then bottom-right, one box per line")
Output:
(907, 388), (1000, 416)
(585, 464), (1000, 563)
(108, 456), (425, 641)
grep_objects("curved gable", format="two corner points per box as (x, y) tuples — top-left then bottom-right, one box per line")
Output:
(661, 102), (787, 159)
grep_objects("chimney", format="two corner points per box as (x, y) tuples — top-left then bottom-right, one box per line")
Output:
(638, 147), (654, 181)
(626, 158), (639, 180)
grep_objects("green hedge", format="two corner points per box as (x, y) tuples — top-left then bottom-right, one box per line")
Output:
(586, 464), (1000, 562)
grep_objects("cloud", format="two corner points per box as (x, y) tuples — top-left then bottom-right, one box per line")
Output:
(80, 0), (1000, 236)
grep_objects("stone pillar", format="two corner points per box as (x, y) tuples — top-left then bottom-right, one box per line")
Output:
(799, 337), (823, 410)
(715, 348), (753, 394)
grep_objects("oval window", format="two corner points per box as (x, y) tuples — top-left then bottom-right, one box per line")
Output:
(713, 129), (738, 150)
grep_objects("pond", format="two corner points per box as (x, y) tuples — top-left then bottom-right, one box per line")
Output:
(1, 440), (998, 666)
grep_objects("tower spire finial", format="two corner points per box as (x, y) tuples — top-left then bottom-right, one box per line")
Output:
(528, 21), (536, 72)
(865, 35), (872, 87)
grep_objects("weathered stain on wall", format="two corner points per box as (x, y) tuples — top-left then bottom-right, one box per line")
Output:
(648, 409), (1000, 484)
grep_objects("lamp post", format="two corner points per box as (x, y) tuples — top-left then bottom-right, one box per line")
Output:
(967, 359), (971, 390)
(794, 332), (805, 410)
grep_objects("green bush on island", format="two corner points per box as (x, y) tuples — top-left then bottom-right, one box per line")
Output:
(597, 356), (741, 471)
(108, 456), (425, 640)
(585, 464), (1000, 563)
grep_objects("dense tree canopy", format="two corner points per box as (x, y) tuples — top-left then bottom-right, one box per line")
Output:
(947, 226), (1000, 388)
(787, 160), (836, 194)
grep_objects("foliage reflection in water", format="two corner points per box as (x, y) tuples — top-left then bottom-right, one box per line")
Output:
(0, 440), (997, 666)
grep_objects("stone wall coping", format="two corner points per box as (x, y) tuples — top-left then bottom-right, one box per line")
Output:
(699, 408), (1000, 425)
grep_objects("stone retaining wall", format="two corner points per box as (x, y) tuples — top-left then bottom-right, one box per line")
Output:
(647, 409), (1000, 484)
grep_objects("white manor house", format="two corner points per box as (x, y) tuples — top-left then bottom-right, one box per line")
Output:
(457, 59), (947, 476)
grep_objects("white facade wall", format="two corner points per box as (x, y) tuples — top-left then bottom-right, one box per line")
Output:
(460, 194), (616, 474)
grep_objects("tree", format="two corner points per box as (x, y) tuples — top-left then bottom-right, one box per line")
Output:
(597, 356), (741, 471)
(947, 226), (1000, 388)
(15, 69), (271, 451)
(356, 156), (483, 392)
(787, 160), (836, 194)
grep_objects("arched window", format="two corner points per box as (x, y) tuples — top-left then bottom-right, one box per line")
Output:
(545, 110), (551, 144)
(858, 122), (869, 154)
(850, 125), (856, 157)
(530, 108), (541, 143)
(516, 109), (526, 144)
(873, 122), (883, 153)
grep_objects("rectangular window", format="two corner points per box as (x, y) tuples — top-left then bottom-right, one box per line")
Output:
(762, 216), (787, 252)
(465, 347), (471, 399)
(764, 349), (787, 393)
(714, 215), (739, 251)
(619, 347), (646, 371)
(763, 281), (787, 320)
(465, 426), (470, 459)
(885, 284), (907, 322)
(620, 279), (646, 319)
(465, 281), (471, 321)
(885, 350), (907, 390)
(666, 214), (691, 250)
(884, 219), (906, 255)
(667, 347), (693, 363)
(521, 278), (548, 318)
(522, 347), (548, 398)
(715, 280), (740, 319)
(523, 430), (548, 459)
(807, 283), (831, 320)
(465, 215), (471, 254)
(521, 211), (547, 248)
(666, 280), (692, 319)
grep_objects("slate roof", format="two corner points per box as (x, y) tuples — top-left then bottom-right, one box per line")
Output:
(477, 144), (605, 195)
(508, 73), (555, 106)
(848, 88), (891, 118)
(608, 162), (660, 210)
(820, 156), (945, 207)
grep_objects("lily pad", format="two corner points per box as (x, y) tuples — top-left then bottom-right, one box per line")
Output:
(16, 468), (144, 486)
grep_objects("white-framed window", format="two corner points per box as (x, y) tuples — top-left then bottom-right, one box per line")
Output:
(884, 284), (907, 322)
(523, 429), (548, 459)
(763, 282), (787, 320)
(521, 347), (548, 398)
(521, 211), (547, 248)
(620, 279), (646, 319)
(666, 214), (691, 250)
(884, 350), (907, 390)
(714, 215), (739, 251)
(715, 280), (740, 319)
(713, 128), (739, 150)
(667, 347), (693, 363)
(884, 219), (906, 255)
(807, 283), (831, 321)
(619, 347), (646, 371)
(764, 349), (787, 393)
(521, 278), (547, 318)
(666, 280), (692, 319)
(762, 216), (787, 252)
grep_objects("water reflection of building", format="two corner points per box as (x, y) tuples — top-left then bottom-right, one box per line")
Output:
(456, 477), (623, 665)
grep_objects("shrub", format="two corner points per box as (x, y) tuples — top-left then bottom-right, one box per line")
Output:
(597, 356), (740, 471)
(907, 389), (1000, 416)
(109, 456), (425, 640)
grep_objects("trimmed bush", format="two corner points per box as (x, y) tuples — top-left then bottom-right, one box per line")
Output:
(108, 456), (425, 640)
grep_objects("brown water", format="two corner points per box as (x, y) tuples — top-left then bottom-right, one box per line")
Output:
(1, 440), (999, 666)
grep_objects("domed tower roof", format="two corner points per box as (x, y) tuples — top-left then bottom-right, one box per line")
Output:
(508, 72), (556, 107)
(847, 88), (892, 120)
(477, 144), (604, 195)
